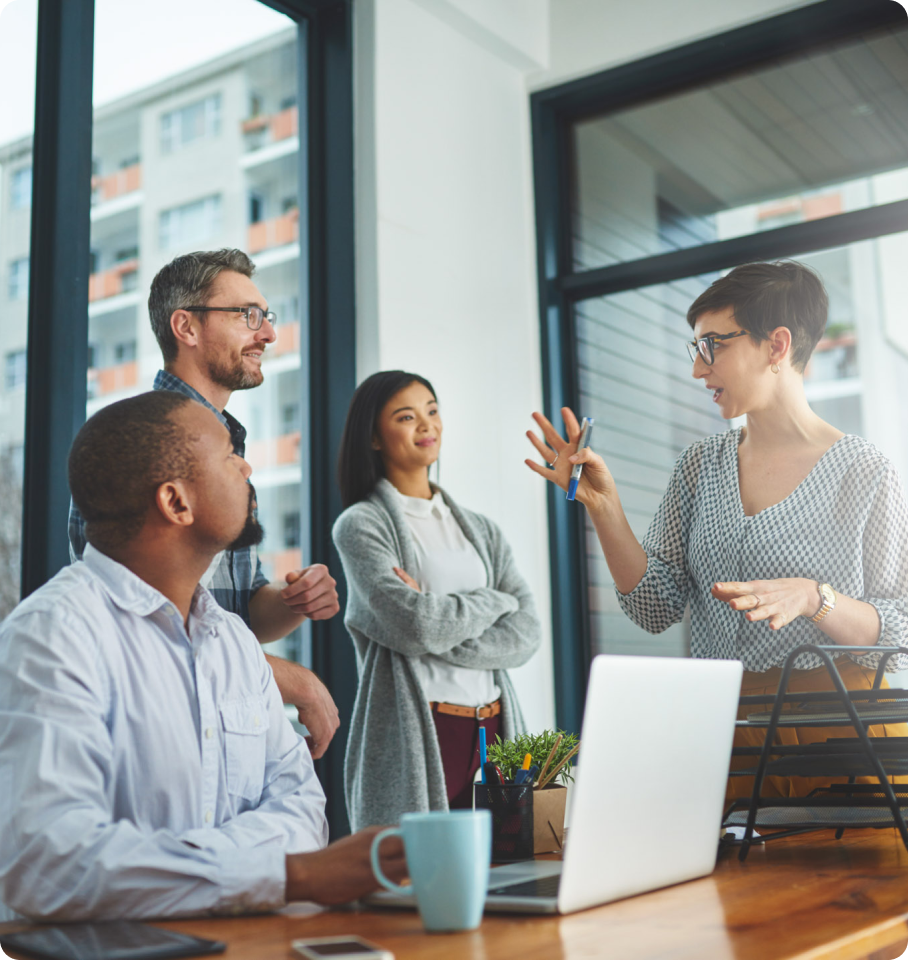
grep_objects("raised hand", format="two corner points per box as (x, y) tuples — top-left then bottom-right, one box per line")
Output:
(525, 407), (615, 509)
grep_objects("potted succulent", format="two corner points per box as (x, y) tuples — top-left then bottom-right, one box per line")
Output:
(487, 730), (580, 854)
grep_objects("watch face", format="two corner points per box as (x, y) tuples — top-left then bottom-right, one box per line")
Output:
(819, 583), (836, 606)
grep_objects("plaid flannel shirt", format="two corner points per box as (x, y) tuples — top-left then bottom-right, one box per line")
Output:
(68, 370), (270, 626)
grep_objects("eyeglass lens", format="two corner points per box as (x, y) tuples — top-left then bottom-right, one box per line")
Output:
(687, 338), (713, 365)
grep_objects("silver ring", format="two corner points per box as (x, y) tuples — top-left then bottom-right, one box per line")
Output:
(550, 455), (559, 468)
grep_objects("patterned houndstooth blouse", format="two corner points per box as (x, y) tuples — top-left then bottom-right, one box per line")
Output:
(617, 427), (908, 672)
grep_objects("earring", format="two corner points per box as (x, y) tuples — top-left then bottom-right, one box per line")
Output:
(771, 363), (780, 374)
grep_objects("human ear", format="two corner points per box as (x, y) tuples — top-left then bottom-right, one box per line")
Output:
(371, 434), (381, 451)
(170, 309), (201, 350)
(155, 480), (194, 527)
(767, 326), (792, 366)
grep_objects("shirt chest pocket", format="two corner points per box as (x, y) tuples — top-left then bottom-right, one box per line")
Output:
(219, 697), (270, 802)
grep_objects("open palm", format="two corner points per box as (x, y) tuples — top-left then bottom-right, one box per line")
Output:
(525, 407), (615, 507)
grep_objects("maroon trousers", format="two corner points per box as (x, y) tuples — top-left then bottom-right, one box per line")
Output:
(431, 707), (501, 809)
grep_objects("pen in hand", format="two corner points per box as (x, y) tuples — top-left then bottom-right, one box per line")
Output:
(567, 418), (594, 502)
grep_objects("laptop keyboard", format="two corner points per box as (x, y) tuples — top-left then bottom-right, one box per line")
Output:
(488, 874), (562, 899)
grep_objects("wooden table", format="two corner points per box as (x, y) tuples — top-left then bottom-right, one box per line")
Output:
(5, 830), (908, 960)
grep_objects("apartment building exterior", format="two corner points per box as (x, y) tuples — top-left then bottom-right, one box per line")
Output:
(0, 27), (306, 628)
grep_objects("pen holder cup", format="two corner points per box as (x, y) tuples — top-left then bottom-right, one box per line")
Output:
(474, 782), (534, 863)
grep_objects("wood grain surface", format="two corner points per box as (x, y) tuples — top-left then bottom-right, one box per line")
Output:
(4, 830), (908, 960)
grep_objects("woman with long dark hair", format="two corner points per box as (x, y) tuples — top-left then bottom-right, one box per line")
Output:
(333, 371), (541, 829)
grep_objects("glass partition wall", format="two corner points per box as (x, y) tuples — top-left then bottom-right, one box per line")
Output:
(7, 0), (356, 834)
(87, 5), (307, 663)
(0, 1), (37, 619)
(532, 1), (908, 730)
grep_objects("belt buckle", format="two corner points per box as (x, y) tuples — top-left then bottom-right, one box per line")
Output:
(475, 705), (485, 720)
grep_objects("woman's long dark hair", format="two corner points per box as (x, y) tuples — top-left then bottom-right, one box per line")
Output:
(338, 370), (437, 508)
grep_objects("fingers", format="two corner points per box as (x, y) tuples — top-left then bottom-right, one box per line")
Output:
(712, 580), (794, 631)
(392, 566), (420, 591)
(531, 411), (568, 452)
(561, 407), (581, 444)
(281, 565), (339, 617)
(524, 458), (565, 487)
(282, 564), (333, 597)
(711, 581), (759, 599)
(526, 429), (557, 464)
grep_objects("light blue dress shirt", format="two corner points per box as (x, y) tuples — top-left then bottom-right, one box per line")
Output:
(0, 544), (328, 921)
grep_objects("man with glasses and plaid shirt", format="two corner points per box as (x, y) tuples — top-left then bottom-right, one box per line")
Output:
(69, 249), (341, 759)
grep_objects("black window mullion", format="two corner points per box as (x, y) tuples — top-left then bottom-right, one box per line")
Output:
(21, 0), (94, 598)
(562, 199), (908, 303)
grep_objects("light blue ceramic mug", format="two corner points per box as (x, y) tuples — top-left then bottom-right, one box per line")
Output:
(370, 809), (491, 932)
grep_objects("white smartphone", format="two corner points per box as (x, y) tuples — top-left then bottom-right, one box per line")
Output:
(291, 936), (394, 960)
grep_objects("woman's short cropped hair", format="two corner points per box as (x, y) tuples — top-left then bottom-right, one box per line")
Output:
(686, 260), (828, 371)
(338, 370), (436, 508)
(148, 248), (256, 363)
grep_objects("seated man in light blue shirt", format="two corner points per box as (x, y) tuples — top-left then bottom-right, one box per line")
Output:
(0, 391), (405, 920)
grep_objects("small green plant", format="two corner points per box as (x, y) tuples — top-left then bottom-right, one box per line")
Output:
(487, 729), (579, 785)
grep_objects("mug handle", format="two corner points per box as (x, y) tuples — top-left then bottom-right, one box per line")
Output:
(370, 827), (409, 895)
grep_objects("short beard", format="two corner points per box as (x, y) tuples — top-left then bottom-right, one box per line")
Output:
(228, 484), (265, 551)
(205, 354), (263, 393)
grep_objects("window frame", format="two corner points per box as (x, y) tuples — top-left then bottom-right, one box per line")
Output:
(22, 0), (356, 836)
(530, 0), (908, 734)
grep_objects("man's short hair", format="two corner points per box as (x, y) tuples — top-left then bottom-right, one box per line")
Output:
(68, 391), (199, 551)
(686, 260), (828, 372)
(148, 249), (256, 363)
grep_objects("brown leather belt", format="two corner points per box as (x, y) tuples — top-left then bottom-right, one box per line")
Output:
(431, 699), (501, 720)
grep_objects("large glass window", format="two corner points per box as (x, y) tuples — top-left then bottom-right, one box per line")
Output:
(572, 29), (908, 272)
(0, 0), (36, 618)
(532, 6), (908, 726)
(568, 21), (908, 661)
(87, 0), (307, 664)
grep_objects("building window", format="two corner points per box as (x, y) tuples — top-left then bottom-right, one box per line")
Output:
(10, 167), (32, 210)
(8, 258), (29, 300)
(160, 93), (221, 154)
(283, 512), (301, 549)
(5, 350), (26, 390)
(114, 341), (137, 363)
(158, 195), (221, 250)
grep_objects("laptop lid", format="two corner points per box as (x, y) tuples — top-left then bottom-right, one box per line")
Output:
(557, 654), (743, 914)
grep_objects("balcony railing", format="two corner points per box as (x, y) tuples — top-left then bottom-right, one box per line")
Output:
(244, 431), (301, 470)
(259, 548), (303, 582)
(87, 360), (138, 398)
(247, 209), (299, 254)
(241, 106), (298, 151)
(268, 321), (299, 359)
(88, 259), (139, 303)
(91, 163), (141, 205)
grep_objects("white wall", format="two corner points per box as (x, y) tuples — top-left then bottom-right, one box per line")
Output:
(355, 0), (554, 733)
(353, 0), (819, 734)
(535, 0), (812, 89)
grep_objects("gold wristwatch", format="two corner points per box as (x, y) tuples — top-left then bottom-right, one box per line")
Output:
(809, 582), (837, 624)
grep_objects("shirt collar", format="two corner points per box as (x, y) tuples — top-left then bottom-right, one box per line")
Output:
(154, 369), (247, 456)
(393, 486), (450, 520)
(82, 542), (223, 630)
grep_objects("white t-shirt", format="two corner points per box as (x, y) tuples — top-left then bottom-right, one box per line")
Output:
(395, 488), (501, 708)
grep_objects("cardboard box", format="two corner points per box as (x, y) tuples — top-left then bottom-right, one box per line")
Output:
(533, 784), (567, 854)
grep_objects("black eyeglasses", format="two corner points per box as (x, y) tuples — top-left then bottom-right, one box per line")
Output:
(185, 305), (277, 331)
(686, 329), (748, 365)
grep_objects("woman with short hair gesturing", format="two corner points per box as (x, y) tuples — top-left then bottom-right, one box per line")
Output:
(528, 261), (908, 798)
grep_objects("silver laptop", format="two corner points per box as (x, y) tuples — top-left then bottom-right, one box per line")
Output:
(369, 653), (743, 915)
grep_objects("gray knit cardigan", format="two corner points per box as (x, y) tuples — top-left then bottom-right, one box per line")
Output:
(332, 479), (542, 830)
